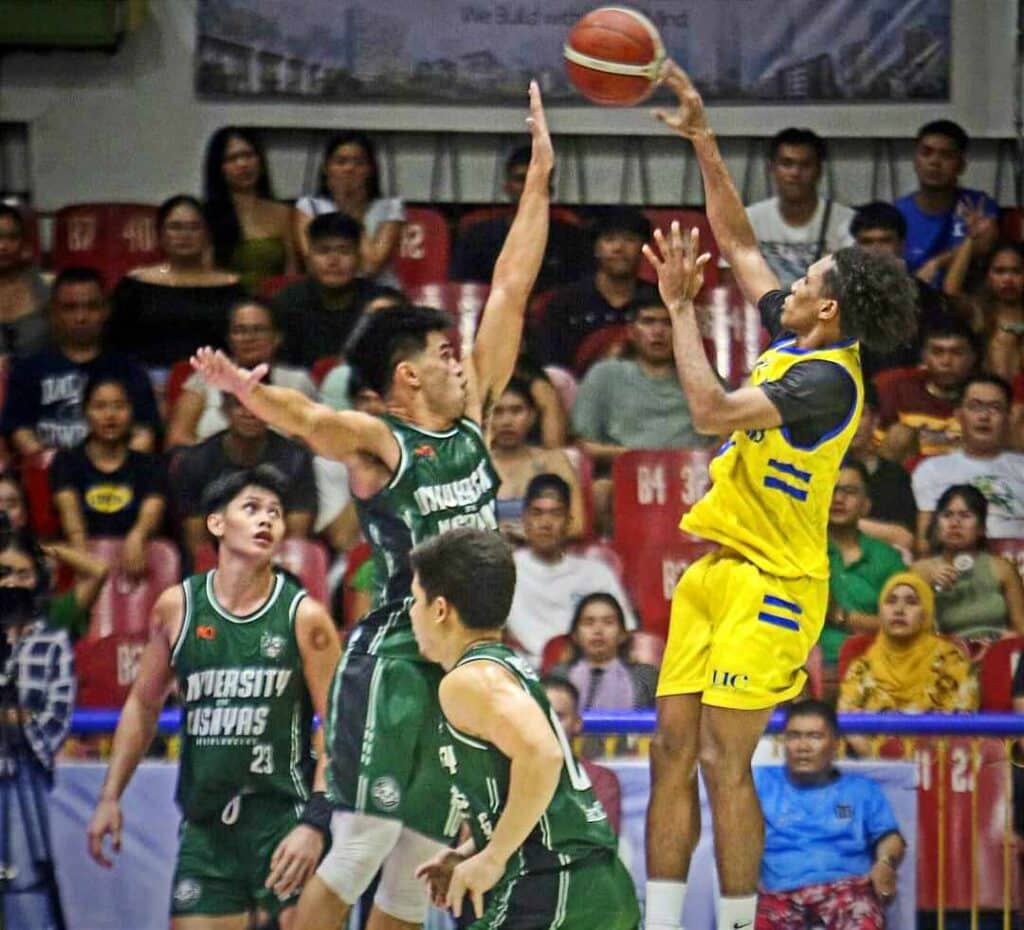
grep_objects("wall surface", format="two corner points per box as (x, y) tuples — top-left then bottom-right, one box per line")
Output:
(0, 0), (1019, 208)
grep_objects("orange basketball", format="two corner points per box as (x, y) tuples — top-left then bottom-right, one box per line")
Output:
(564, 7), (665, 107)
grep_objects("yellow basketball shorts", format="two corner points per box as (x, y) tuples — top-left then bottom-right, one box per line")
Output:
(657, 549), (828, 710)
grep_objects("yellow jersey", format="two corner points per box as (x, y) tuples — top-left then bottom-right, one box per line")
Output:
(681, 327), (863, 581)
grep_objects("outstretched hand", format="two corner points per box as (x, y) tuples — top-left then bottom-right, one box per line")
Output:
(642, 221), (711, 310)
(526, 80), (554, 173)
(652, 60), (711, 140)
(190, 347), (268, 399)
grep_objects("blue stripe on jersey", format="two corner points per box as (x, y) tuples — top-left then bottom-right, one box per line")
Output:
(763, 476), (809, 501)
(757, 612), (801, 632)
(767, 459), (812, 483)
(763, 594), (802, 614)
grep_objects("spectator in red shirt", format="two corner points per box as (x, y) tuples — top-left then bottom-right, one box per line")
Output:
(877, 316), (977, 465)
(542, 675), (622, 836)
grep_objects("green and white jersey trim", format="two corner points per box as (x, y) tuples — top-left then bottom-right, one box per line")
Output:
(205, 570), (286, 624)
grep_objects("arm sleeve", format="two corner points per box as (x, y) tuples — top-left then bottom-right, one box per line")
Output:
(757, 290), (790, 342)
(23, 631), (76, 761)
(760, 360), (857, 440)
(910, 461), (942, 513)
(863, 781), (902, 847)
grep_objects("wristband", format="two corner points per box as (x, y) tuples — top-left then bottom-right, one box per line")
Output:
(299, 791), (333, 838)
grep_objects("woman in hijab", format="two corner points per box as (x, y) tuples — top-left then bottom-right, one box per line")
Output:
(839, 571), (978, 714)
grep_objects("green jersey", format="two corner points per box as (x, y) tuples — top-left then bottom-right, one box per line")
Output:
(171, 570), (313, 822)
(438, 643), (617, 874)
(350, 414), (498, 660)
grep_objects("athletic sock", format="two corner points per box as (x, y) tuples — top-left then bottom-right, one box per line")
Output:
(645, 880), (687, 930)
(718, 893), (758, 930)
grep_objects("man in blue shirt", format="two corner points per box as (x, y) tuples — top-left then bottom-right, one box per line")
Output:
(895, 120), (998, 284)
(754, 700), (905, 930)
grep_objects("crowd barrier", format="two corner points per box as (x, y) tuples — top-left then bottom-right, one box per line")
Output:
(61, 710), (1024, 930)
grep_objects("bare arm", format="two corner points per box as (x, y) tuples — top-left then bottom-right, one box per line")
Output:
(469, 82), (554, 421)
(578, 439), (627, 465)
(531, 377), (568, 449)
(53, 488), (88, 549)
(653, 61), (779, 306)
(165, 387), (205, 448)
(285, 511), (314, 539)
(189, 349), (399, 468)
(41, 541), (109, 612)
(87, 587), (181, 866)
(128, 425), (156, 453)
(263, 596), (342, 897)
(440, 662), (564, 919)
(644, 223), (783, 435)
(361, 220), (403, 277)
(858, 517), (915, 553)
(943, 238), (972, 296)
(11, 428), (44, 456)
(292, 207), (313, 264)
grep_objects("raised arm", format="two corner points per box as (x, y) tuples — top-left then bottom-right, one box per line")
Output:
(190, 348), (399, 469)
(644, 223), (782, 435)
(469, 82), (554, 420)
(87, 586), (180, 867)
(653, 61), (780, 306)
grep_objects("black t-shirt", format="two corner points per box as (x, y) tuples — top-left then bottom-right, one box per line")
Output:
(170, 431), (318, 519)
(451, 215), (588, 292)
(50, 445), (166, 537)
(272, 276), (382, 368)
(865, 456), (917, 532)
(538, 274), (660, 369)
(0, 347), (161, 449)
(108, 277), (245, 368)
(757, 290), (858, 449)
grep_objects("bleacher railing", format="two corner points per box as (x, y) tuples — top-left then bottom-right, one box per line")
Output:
(71, 710), (1024, 930)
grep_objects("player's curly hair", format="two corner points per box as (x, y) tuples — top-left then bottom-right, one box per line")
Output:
(825, 247), (919, 353)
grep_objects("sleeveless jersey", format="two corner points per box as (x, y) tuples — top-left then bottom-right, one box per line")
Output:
(171, 570), (312, 821)
(438, 642), (617, 873)
(681, 335), (863, 580)
(351, 414), (499, 659)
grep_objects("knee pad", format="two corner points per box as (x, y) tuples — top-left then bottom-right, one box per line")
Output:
(373, 827), (445, 924)
(315, 811), (403, 905)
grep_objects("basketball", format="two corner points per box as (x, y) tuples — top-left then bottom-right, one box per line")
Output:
(563, 7), (666, 107)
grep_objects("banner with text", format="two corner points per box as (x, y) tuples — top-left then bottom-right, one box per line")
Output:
(196, 0), (950, 104)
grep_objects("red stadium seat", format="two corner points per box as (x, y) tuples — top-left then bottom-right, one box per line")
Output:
(573, 324), (629, 375)
(396, 206), (450, 289)
(52, 202), (161, 290)
(3, 202), (41, 264)
(164, 358), (195, 414)
(837, 632), (875, 682)
(990, 538), (1024, 583)
(21, 449), (59, 539)
(977, 635), (1024, 710)
(74, 633), (147, 708)
(873, 365), (920, 400)
(1001, 206), (1024, 242)
(193, 538), (328, 603)
(612, 450), (713, 546)
(258, 273), (304, 300)
(528, 289), (555, 327)
(311, 356), (340, 388)
(540, 634), (573, 673)
(457, 204), (582, 233)
(640, 209), (719, 293)
(84, 538), (181, 639)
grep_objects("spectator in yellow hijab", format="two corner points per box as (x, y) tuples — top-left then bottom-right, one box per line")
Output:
(839, 571), (978, 717)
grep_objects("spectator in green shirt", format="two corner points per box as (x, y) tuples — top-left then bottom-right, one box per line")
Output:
(824, 460), (906, 674)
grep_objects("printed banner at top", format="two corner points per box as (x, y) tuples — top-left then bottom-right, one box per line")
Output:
(195, 0), (950, 104)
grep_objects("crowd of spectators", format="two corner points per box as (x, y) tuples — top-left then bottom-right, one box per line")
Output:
(4, 117), (1024, 714)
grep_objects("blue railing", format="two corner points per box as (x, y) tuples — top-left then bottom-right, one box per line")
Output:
(70, 708), (1024, 736)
